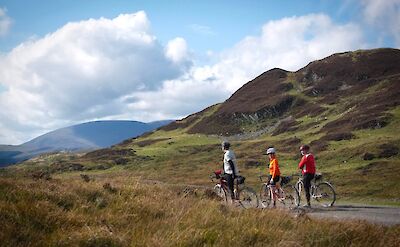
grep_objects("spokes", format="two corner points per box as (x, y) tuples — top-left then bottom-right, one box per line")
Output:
(314, 182), (336, 207)
(280, 184), (300, 209)
(259, 184), (271, 208)
(239, 187), (259, 209)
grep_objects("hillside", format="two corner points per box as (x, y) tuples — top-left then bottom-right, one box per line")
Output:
(172, 48), (400, 139)
(5, 48), (400, 205)
(1, 48), (400, 247)
(0, 120), (172, 167)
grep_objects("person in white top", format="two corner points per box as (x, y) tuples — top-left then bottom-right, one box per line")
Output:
(221, 141), (239, 199)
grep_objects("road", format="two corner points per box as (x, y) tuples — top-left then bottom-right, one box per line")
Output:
(294, 204), (400, 226)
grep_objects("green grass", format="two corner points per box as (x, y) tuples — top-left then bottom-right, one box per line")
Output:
(5, 102), (400, 207)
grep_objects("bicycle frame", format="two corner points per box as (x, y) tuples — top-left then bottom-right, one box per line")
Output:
(211, 172), (258, 209)
(211, 173), (237, 200)
(295, 173), (336, 207)
(259, 175), (299, 209)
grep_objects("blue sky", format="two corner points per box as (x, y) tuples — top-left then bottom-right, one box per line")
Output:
(0, 0), (399, 144)
(1, 0), (391, 53)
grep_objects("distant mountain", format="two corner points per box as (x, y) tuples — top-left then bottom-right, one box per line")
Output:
(0, 120), (172, 167)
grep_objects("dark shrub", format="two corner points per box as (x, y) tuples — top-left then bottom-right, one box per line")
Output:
(378, 144), (399, 158)
(363, 153), (375, 160)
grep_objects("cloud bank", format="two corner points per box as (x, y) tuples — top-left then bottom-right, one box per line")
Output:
(0, 12), (370, 144)
(0, 11), (188, 143)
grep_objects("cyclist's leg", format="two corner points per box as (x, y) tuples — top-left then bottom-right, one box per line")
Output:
(223, 174), (235, 199)
(269, 175), (279, 206)
(303, 173), (314, 206)
(275, 176), (282, 197)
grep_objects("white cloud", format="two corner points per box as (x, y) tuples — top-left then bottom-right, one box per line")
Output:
(359, 0), (400, 46)
(165, 37), (190, 64)
(0, 11), (188, 144)
(201, 13), (365, 91)
(0, 12), (367, 145)
(116, 13), (366, 123)
(0, 7), (12, 36)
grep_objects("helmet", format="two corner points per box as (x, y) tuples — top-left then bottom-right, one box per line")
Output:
(266, 147), (276, 155)
(222, 141), (230, 150)
(299, 145), (310, 151)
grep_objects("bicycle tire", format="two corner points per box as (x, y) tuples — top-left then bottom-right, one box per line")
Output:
(280, 184), (300, 209)
(296, 180), (303, 199)
(213, 184), (229, 204)
(259, 184), (272, 208)
(238, 187), (259, 209)
(313, 182), (336, 207)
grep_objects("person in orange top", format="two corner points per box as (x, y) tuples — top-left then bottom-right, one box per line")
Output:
(266, 147), (281, 207)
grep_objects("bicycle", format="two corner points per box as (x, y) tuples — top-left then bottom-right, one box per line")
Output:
(295, 173), (336, 207)
(259, 175), (300, 209)
(210, 170), (259, 209)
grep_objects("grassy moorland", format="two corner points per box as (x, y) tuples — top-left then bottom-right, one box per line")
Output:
(9, 50), (400, 206)
(9, 106), (400, 206)
(0, 173), (399, 247)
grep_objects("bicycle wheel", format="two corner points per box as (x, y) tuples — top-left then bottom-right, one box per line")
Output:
(313, 182), (336, 207)
(296, 180), (303, 199)
(280, 184), (300, 209)
(295, 180), (305, 203)
(238, 187), (259, 209)
(213, 184), (229, 204)
(259, 184), (272, 208)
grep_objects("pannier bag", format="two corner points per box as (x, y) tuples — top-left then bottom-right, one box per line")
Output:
(214, 170), (222, 179)
(236, 175), (246, 184)
(280, 176), (291, 185)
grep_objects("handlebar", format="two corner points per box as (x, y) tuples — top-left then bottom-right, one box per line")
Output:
(210, 173), (226, 183)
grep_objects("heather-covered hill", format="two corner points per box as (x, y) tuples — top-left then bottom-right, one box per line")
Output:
(179, 48), (400, 138)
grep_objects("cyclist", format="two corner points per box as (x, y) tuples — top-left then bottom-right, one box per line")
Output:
(266, 147), (281, 207)
(298, 144), (316, 207)
(221, 141), (239, 200)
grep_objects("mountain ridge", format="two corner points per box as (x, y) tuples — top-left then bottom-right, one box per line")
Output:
(161, 48), (400, 142)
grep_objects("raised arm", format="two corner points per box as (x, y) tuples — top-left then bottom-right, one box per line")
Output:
(298, 155), (306, 170)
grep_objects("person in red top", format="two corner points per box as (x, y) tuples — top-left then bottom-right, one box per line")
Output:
(266, 147), (281, 207)
(298, 144), (316, 207)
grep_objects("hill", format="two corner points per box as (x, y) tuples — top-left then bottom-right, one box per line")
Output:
(166, 48), (400, 140)
(6, 48), (400, 205)
(0, 120), (172, 167)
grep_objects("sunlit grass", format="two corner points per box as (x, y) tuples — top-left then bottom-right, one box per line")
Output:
(1, 174), (399, 247)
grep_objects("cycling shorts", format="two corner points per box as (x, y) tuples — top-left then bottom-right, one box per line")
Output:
(268, 175), (281, 185)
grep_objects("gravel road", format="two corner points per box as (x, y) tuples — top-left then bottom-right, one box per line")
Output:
(299, 204), (400, 226)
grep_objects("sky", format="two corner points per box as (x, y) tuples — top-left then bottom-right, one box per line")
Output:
(0, 0), (399, 145)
